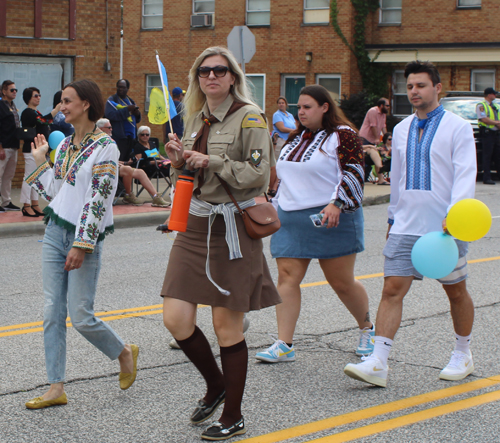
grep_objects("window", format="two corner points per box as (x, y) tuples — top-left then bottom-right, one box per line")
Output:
(379, 0), (402, 25)
(247, 0), (270, 26)
(392, 71), (412, 116)
(193, 0), (215, 13)
(303, 0), (329, 24)
(457, 0), (481, 7)
(142, 0), (163, 29)
(281, 75), (306, 116)
(145, 74), (161, 111)
(316, 74), (341, 102)
(246, 74), (266, 111)
(471, 70), (495, 92)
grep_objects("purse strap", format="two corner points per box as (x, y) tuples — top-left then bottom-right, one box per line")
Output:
(215, 174), (269, 215)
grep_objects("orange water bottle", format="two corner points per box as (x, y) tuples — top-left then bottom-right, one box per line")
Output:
(168, 168), (196, 232)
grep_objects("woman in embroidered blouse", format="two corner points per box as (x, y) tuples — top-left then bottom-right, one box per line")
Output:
(162, 46), (280, 441)
(24, 79), (138, 410)
(20, 87), (61, 217)
(256, 85), (375, 364)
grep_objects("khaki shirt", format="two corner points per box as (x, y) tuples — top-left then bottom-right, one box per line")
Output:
(171, 94), (274, 203)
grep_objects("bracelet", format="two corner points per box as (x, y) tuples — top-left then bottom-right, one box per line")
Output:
(172, 159), (186, 169)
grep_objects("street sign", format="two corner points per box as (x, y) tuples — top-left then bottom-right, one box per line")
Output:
(227, 25), (256, 73)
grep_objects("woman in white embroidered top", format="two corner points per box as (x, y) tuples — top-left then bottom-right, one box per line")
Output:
(256, 85), (375, 364)
(25, 79), (139, 410)
(163, 46), (280, 441)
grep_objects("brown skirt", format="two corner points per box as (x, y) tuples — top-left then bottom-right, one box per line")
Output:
(161, 213), (281, 312)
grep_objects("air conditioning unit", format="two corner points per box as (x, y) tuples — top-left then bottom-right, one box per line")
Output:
(191, 14), (213, 28)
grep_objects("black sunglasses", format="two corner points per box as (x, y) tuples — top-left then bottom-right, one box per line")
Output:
(197, 65), (230, 78)
(387, 138), (393, 141)
(10, 88), (17, 93)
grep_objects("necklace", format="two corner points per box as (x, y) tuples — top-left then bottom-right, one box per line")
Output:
(70, 125), (97, 151)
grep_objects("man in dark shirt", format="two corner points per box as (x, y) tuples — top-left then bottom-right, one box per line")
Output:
(165, 86), (184, 142)
(105, 79), (141, 162)
(0, 80), (21, 212)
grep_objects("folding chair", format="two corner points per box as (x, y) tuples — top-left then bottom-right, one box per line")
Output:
(134, 137), (172, 198)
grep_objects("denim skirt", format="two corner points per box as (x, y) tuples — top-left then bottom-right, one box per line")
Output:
(270, 205), (364, 259)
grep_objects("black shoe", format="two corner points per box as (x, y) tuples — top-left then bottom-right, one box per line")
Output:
(22, 207), (40, 218)
(31, 205), (45, 216)
(2, 202), (20, 211)
(0, 205), (5, 213)
(190, 391), (225, 424)
(201, 417), (246, 441)
(483, 179), (496, 185)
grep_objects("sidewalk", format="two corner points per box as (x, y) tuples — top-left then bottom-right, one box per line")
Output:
(0, 181), (390, 238)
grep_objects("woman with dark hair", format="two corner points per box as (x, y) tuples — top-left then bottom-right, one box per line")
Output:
(256, 84), (375, 363)
(24, 79), (138, 410)
(50, 90), (74, 137)
(20, 87), (61, 217)
(163, 46), (280, 441)
(268, 96), (297, 197)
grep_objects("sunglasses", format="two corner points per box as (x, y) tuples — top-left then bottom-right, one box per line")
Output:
(387, 138), (392, 141)
(140, 133), (150, 137)
(10, 88), (17, 93)
(103, 126), (112, 129)
(33, 94), (41, 98)
(197, 65), (230, 78)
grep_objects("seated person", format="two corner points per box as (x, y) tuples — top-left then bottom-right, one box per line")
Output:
(379, 132), (392, 174)
(361, 138), (389, 185)
(96, 119), (170, 207)
(131, 125), (170, 175)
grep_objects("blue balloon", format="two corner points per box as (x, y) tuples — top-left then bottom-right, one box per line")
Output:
(48, 131), (65, 150)
(411, 232), (459, 279)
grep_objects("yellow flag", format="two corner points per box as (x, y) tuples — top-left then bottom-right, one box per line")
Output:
(148, 87), (169, 125)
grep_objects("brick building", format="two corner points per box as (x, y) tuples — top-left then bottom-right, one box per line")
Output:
(366, 0), (500, 116)
(122, 0), (361, 141)
(0, 0), (121, 187)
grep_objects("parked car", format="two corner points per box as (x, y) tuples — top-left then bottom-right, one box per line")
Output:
(439, 92), (500, 179)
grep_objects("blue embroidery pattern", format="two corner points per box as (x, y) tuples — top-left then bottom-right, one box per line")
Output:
(406, 105), (445, 190)
(279, 130), (327, 162)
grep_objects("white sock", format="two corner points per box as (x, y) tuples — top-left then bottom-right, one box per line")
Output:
(454, 333), (471, 354)
(372, 336), (393, 367)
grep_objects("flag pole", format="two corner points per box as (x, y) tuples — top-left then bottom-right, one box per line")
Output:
(156, 52), (175, 136)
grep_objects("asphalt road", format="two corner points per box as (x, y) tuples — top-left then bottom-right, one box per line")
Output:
(1, 184), (500, 443)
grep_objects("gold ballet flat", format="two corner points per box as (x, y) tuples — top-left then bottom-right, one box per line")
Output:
(119, 344), (139, 390)
(25, 392), (68, 409)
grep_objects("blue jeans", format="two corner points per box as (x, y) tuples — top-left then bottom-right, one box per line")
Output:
(42, 220), (125, 383)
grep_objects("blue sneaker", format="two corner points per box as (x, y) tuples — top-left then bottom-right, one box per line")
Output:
(356, 325), (375, 356)
(255, 340), (296, 363)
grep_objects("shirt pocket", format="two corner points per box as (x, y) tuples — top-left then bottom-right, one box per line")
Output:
(182, 136), (196, 150)
(207, 133), (235, 156)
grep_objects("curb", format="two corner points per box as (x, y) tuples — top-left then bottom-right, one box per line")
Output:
(0, 194), (390, 239)
(0, 210), (170, 239)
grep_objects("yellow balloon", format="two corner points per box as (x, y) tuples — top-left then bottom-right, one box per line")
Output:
(49, 149), (56, 164)
(446, 199), (492, 242)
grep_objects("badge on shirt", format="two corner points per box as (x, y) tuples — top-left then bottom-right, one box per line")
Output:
(250, 149), (262, 166)
(242, 114), (267, 129)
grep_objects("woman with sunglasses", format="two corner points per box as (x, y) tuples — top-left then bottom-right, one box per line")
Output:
(20, 87), (61, 217)
(255, 85), (374, 364)
(163, 46), (280, 441)
(25, 79), (138, 410)
(130, 125), (170, 173)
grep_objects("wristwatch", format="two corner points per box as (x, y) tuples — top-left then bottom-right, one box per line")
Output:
(330, 199), (344, 210)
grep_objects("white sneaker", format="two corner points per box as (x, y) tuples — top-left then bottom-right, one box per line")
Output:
(344, 355), (388, 387)
(169, 338), (181, 349)
(439, 351), (474, 381)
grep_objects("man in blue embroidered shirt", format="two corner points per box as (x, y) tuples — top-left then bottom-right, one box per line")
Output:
(476, 87), (500, 185)
(344, 60), (477, 388)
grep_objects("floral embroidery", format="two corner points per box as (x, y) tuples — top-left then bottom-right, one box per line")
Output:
(25, 162), (53, 202)
(91, 200), (106, 220)
(86, 223), (99, 240)
(99, 178), (113, 199)
(80, 203), (90, 226)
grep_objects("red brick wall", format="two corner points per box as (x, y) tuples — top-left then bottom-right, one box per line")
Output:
(2, 0), (122, 187)
(122, 0), (360, 141)
(366, 0), (497, 45)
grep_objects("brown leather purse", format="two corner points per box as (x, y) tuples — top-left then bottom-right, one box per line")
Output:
(217, 175), (281, 239)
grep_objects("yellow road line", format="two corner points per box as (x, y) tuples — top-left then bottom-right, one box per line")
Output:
(239, 375), (500, 443)
(2, 256), (500, 338)
(306, 389), (500, 442)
